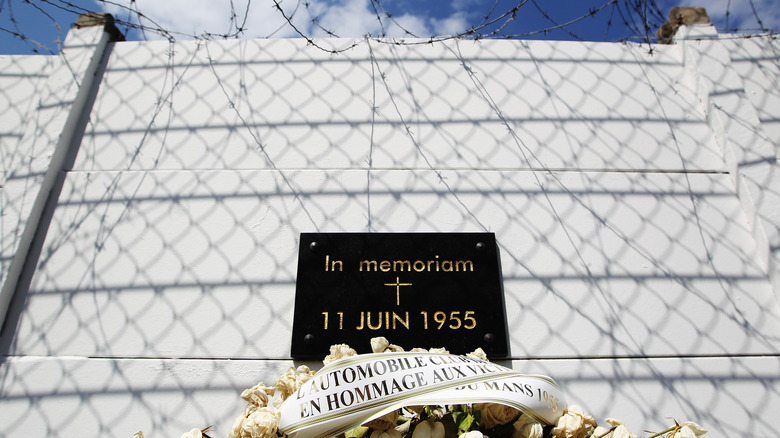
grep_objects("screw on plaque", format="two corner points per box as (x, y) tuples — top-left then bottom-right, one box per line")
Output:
(483, 333), (495, 344)
(304, 334), (315, 345)
(309, 241), (319, 252)
(476, 242), (485, 252)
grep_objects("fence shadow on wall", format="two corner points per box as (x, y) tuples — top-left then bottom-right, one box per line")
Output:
(1, 34), (780, 436)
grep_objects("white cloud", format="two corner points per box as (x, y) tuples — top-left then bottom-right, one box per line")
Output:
(100, 0), (313, 40)
(99, 0), (449, 41)
(431, 11), (468, 36)
(89, 0), (780, 45)
(384, 14), (431, 38)
(311, 0), (383, 37)
(451, 0), (482, 14)
(310, 0), (433, 38)
(724, 0), (780, 30)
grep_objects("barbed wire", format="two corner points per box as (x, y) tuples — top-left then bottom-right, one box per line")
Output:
(0, 0), (61, 54)
(0, 0), (778, 55)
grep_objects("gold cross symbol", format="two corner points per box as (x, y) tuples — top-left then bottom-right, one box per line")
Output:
(384, 277), (412, 306)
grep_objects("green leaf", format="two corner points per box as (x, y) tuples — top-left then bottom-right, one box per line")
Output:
(459, 414), (476, 435)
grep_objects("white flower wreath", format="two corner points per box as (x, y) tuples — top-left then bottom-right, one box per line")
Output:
(136, 337), (706, 438)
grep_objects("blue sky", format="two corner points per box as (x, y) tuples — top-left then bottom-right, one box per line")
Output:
(1, 0), (779, 54)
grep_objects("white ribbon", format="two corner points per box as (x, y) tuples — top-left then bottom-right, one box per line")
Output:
(279, 352), (566, 438)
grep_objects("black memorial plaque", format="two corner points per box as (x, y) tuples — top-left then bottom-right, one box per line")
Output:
(290, 233), (508, 358)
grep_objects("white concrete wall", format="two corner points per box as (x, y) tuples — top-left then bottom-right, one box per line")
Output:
(726, 35), (780, 150)
(1, 25), (780, 437)
(0, 26), (112, 326)
(1, 54), (58, 294)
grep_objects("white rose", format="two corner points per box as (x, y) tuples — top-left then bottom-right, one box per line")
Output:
(370, 428), (403, 438)
(593, 425), (632, 438)
(412, 421), (432, 438)
(241, 382), (275, 408)
(242, 406), (282, 438)
(345, 426), (371, 438)
(430, 421), (445, 438)
(592, 419), (637, 438)
(513, 415), (543, 438)
(550, 406), (596, 438)
(180, 428), (203, 438)
(364, 410), (399, 431)
(611, 425), (634, 438)
(405, 405), (426, 414)
(228, 410), (248, 438)
(275, 365), (316, 401)
(411, 421), (445, 438)
(466, 348), (488, 361)
(668, 422), (707, 438)
(324, 344), (357, 365)
(475, 403), (521, 429)
(459, 431), (485, 438)
(669, 428), (695, 438)
(370, 337), (405, 353)
(371, 337), (391, 353)
(428, 347), (450, 354)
